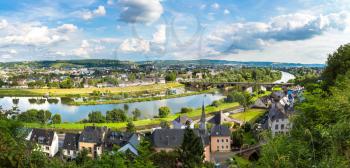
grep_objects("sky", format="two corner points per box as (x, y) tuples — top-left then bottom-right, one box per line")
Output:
(0, 0), (349, 63)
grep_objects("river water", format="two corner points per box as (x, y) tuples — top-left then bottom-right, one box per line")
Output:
(273, 71), (295, 84)
(0, 71), (295, 122)
(0, 93), (224, 122)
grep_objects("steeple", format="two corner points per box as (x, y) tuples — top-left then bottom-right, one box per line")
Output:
(199, 98), (206, 130)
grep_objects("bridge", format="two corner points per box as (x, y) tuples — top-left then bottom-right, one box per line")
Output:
(181, 81), (294, 91)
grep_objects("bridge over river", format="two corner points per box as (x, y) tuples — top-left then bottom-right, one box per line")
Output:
(181, 71), (295, 92)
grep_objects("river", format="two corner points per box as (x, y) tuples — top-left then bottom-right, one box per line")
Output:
(273, 71), (295, 84)
(0, 71), (295, 122)
(0, 93), (224, 122)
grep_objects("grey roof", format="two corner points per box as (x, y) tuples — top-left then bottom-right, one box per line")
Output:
(207, 112), (233, 125)
(30, 129), (55, 146)
(271, 91), (286, 102)
(104, 131), (139, 150)
(268, 102), (289, 121)
(151, 129), (209, 149)
(79, 126), (108, 144)
(173, 115), (192, 125)
(63, 133), (80, 150)
(252, 97), (269, 109)
(210, 125), (231, 137)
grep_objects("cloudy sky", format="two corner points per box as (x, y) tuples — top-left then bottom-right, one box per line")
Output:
(0, 0), (349, 63)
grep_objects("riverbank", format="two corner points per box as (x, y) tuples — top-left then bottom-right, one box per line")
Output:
(0, 82), (183, 97)
(68, 89), (217, 105)
(24, 101), (240, 131)
(24, 91), (272, 131)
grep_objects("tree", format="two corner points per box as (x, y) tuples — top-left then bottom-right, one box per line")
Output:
(322, 43), (350, 88)
(59, 77), (74, 88)
(75, 148), (89, 165)
(230, 91), (253, 112)
(123, 104), (129, 112)
(165, 72), (176, 81)
(178, 127), (204, 167)
(180, 107), (193, 113)
(132, 108), (141, 121)
(160, 120), (170, 129)
(106, 109), (127, 122)
(126, 120), (136, 133)
(88, 111), (105, 123)
(51, 114), (61, 124)
(211, 100), (220, 107)
(158, 106), (170, 118)
(0, 79), (5, 87)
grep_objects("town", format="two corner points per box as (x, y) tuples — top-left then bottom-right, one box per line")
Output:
(1, 0), (350, 167)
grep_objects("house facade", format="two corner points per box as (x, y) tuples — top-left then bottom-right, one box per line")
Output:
(151, 129), (211, 162)
(78, 126), (108, 158)
(210, 125), (231, 152)
(28, 129), (59, 157)
(268, 91), (295, 136)
(62, 133), (80, 159)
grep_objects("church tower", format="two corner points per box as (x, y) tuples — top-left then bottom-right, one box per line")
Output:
(199, 100), (206, 130)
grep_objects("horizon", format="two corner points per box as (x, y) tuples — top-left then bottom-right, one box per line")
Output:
(0, 58), (325, 65)
(0, 0), (349, 64)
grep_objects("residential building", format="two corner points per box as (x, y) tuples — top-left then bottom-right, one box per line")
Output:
(210, 125), (231, 152)
(104, 131), (140, 155)
(28, 129), (59, 157)
(207, 111), (240, 126)
(78, 126), (108, 158)
(172, 115), (194, 129)
(268, 91), (294, 136)
(151, 129), (211, 162)
(62, 133), (80, 159)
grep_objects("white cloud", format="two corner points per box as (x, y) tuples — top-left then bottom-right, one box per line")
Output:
(56, 24), (78, 33)
(206, 12), (350, 54)
(107, 0), (114, 5)
(152, 24), (166, 43)
(224, 9), (230, 15)
(9, 49), (17, 54)
(0, 19), (8, 29)
(80, 5), (106, 20)
(118, 0), (163, 23)
(73, 40), (90, 57)
(119, 38), (150, 53)
(211, 3), (220, 10)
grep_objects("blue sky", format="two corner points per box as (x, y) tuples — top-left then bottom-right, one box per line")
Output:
(0, 0), (349, 63)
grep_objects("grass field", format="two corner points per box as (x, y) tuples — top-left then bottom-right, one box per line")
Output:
(24, 101), (240, 131)
(70, 89), (215, 105)
(0, 82), (183, 97)
(229, 108), (267, 123)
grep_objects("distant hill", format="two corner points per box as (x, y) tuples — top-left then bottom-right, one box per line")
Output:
(0, 59), (325, 68)
(138, 59), (325, 68)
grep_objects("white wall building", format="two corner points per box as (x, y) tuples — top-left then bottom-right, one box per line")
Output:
(28, 129), (59, 157)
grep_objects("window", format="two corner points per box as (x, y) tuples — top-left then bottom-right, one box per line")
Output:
(275, 124), (279, 130)
(221, 139), (224, 142)
(88, 147), (92, 153)
(222, 146), (224, 149)
(46, 146), (49, 151)
(276, 119), (279, 122)
(217, 146), (219, 150)
(281, 124), (285, 129)
(67, 150), (70, 154)
(38, 136), (45, 144)
(226, 146), (229, 149)
(226, 139), (228, 142)
(217, 139), (219, 143)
